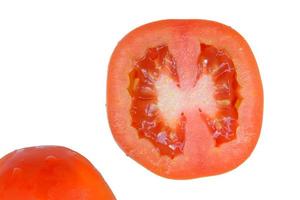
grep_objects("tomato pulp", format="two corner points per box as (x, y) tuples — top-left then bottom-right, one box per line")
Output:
(0, 146), (116, 200)
(107, 20), (263, 179)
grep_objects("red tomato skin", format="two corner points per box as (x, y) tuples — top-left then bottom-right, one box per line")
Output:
(0, 146), (116, 200)
(107, 20), (263, 179)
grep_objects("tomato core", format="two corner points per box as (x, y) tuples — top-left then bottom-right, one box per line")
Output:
(128, 43), (239, 158)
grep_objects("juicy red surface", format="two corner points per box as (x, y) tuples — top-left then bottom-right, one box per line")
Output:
(128, 44), (239, 158)
(128, 46), (185, 158)
(198, 44), (238, 146)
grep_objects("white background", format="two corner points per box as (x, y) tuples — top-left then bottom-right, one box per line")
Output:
(0, 0), (299, 199)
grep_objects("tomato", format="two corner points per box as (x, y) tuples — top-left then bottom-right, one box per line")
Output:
(0, 146), (116, 200)
(107, 19), (263, 179)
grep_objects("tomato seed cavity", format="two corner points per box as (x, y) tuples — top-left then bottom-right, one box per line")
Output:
(128, 44), (239, 158)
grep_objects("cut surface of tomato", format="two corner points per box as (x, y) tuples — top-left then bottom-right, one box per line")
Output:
(0, 146), (116, 200)
(107, 20), (263, 179)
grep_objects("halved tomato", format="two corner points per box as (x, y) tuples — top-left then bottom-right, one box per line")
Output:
(0, 146), (116, 199)
(107, 20), (263, 179)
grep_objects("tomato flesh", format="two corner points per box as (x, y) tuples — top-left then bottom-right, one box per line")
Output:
(129, 43), (239, 158)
